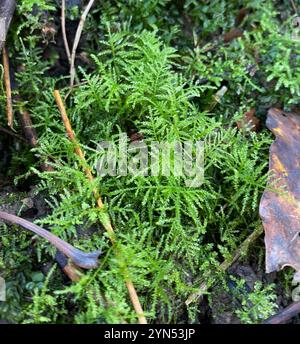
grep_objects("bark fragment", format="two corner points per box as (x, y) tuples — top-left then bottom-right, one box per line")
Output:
(0, 0), (16, 51)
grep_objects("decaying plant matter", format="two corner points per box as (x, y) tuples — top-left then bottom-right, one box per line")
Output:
(259, 108), (300, 284)
(0, 0), (16, 52)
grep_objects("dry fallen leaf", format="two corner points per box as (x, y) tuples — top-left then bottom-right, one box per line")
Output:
(235, 8), (249, 26)
(223, 28), (243, 43)
(259, 108), (300, 283)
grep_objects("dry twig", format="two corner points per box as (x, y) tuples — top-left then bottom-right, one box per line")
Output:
(185, 225), (263, 305)
(290, 0), (298, 14)
(18, 109), (56, 172)
(2, 46), (13, 127)
(18, 110), (38, 147)
(54, 89), (147, 324)
(69, 0), (95, 87)
(61, 0), (71, 63)
(0, 126), (26, 142)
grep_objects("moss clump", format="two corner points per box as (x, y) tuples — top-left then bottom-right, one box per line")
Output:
(0, 0), (297, 323)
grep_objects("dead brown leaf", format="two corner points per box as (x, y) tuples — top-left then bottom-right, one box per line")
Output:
(235, 8), (249, 26)
(223, 28), (243, 43)
(259, 108), (300, 283)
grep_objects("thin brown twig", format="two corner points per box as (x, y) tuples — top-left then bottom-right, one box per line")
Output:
(53, 89), (147, 324)
(2, 46), (13, 128)
(64, 81), (88, 101)
(290, 0), (298, 15)
(0, 126), (27, 143)
(18, 110), (38, 147)
(185, 225), (263, 306)
(55, 251), (83, 282)
(18, 110), (55, 172)
(61, 0), (71, 63)
(69, 0), (95, 87)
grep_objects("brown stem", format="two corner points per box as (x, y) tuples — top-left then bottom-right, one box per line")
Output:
(18, 110), (38, 147)
(55, 251), (83, 282)
(0, 126), (27, 142)
(53, 90), (147, 324)
(0, 211), (101, 269)
(18, 110), (54, 172)
(2, 46), (13, 127)
(54, 90), (109, 229)
(263, 300), (300, 324)
(185, 224), (263, 305)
